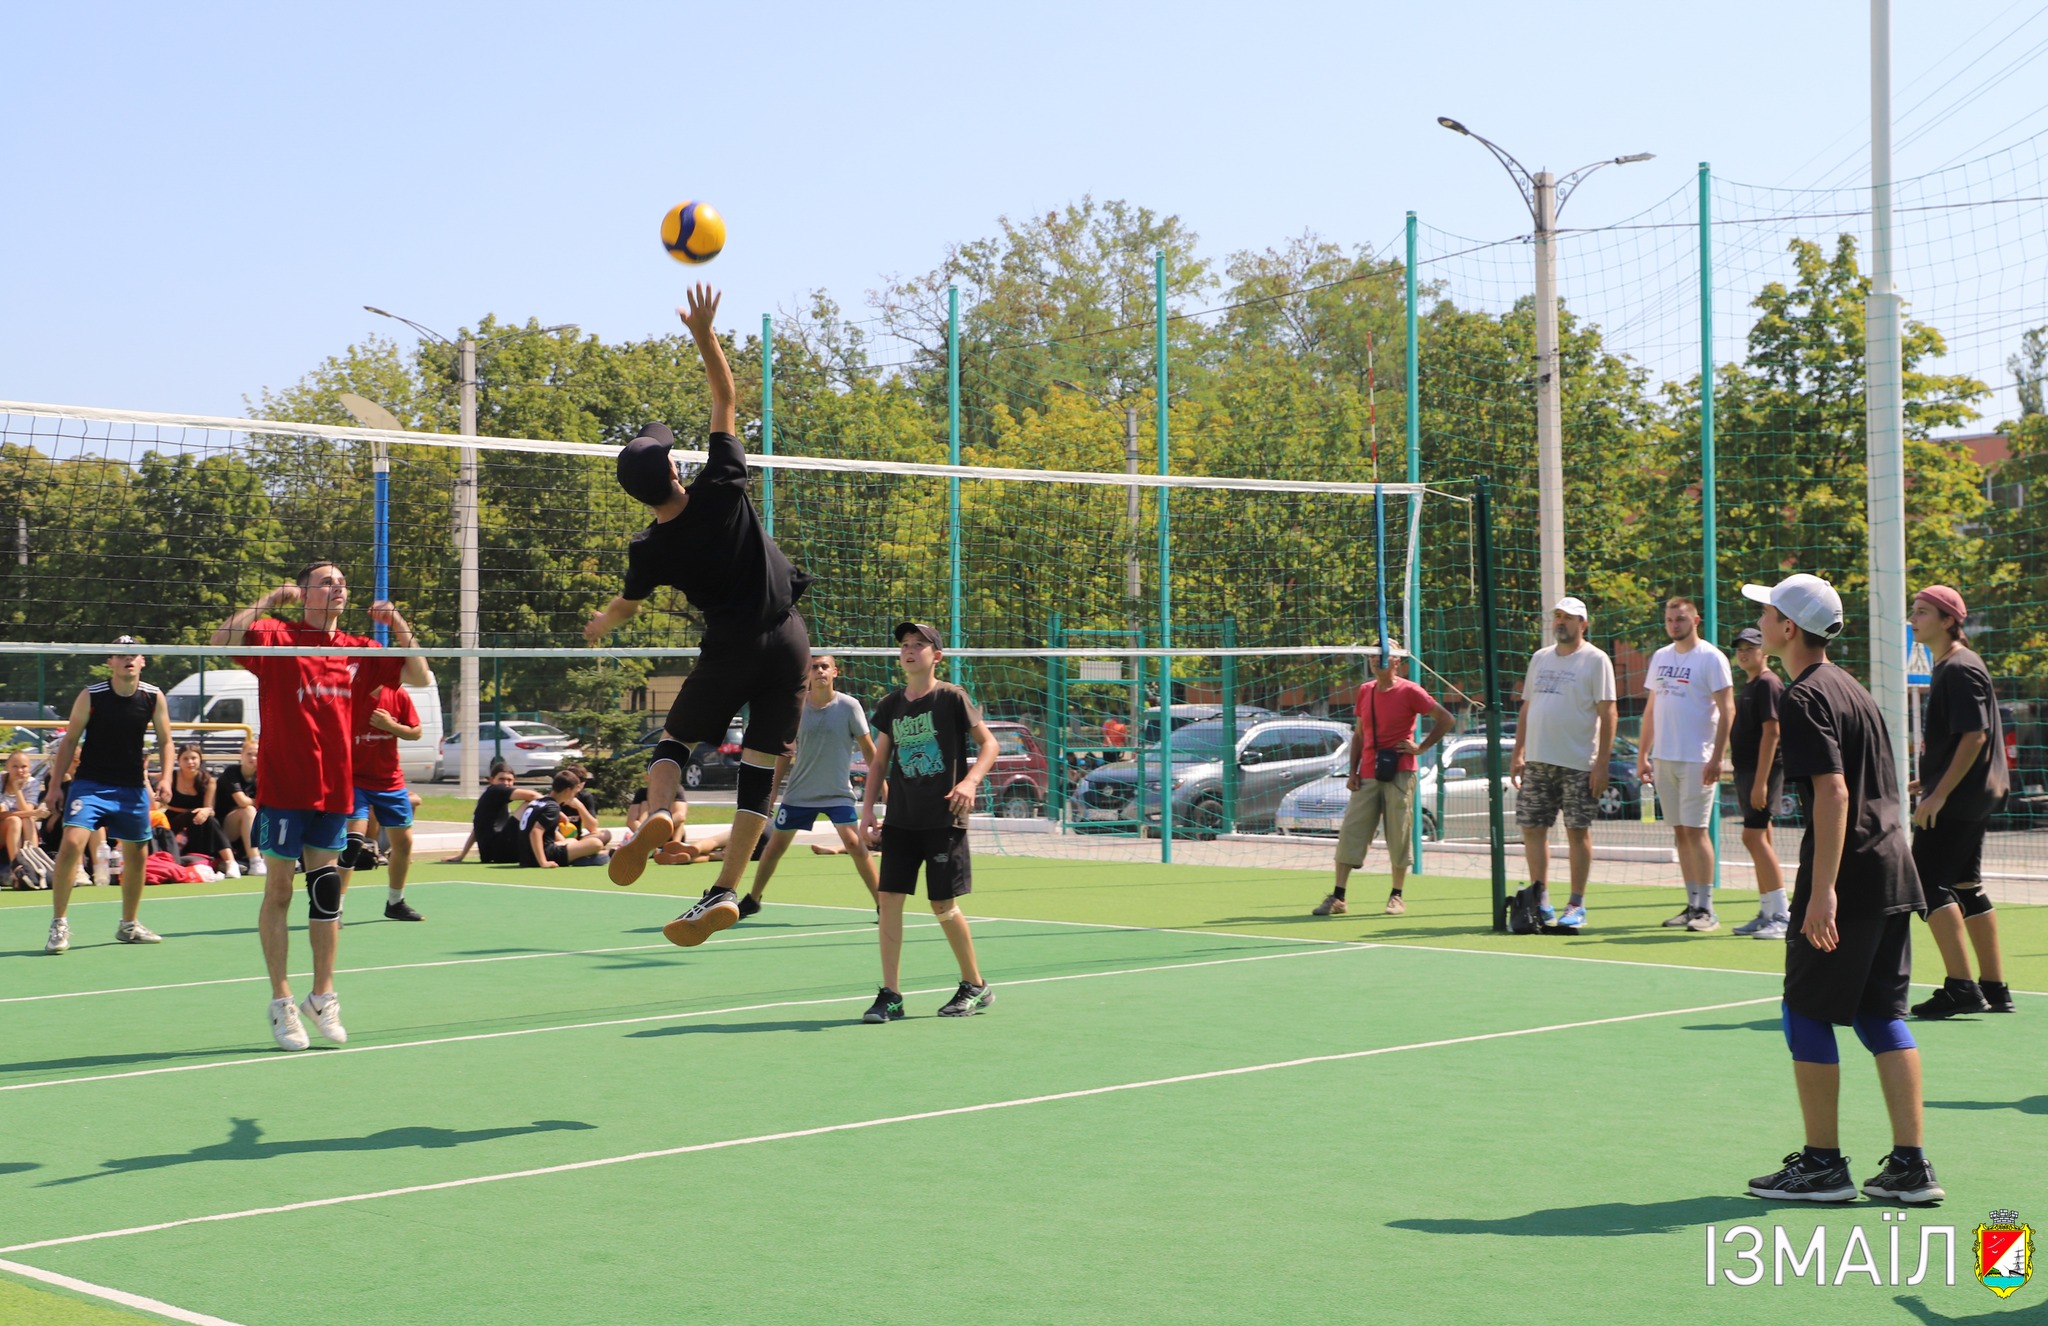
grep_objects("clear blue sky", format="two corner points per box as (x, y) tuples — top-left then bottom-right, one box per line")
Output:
(4, 0), (2045, 418)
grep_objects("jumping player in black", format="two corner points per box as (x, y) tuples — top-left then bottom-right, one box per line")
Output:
(586, 282), (811, 948)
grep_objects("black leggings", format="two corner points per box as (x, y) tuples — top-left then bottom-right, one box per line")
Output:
(167, 809), (232, 862)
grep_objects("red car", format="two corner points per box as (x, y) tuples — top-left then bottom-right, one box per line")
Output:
(853, 720), (1050, 818)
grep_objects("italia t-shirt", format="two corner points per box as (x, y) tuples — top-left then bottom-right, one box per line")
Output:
(1730, 669), (1784, 776)
(1921, 647), (2006, 823)
(236, 618), (401, 814)
(1644, 641), (1733, 764)
(621, 432), (812, 641)
(1778, 660), (1922, 918)
(351, 684), (418, 793)
(871, 682), (982, 830)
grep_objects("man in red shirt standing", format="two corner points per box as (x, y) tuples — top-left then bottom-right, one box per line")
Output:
(342, 680), (425, 922)
(1314, 642), (1452, 918)
(213, 561), (431, 1051)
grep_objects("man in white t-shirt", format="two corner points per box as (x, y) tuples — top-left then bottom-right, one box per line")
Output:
(1637, 596), (1735, 932)
(1510, 596), (1618, 928)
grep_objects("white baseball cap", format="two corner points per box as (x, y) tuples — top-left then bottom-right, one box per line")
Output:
(1552, 596), (1589, 621)
(1740, 573), (1844, 638)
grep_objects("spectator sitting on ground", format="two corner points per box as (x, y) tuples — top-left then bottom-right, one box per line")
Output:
(516, 768), (613, 869)
(447, 760), (538, 864)
(165, 743), (238, 875)
(212, 737), (259, 868)
(3, 749), (52, 874)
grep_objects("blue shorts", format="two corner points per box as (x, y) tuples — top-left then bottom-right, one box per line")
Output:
(774, 803), (859, 832)
(62, 778), (153, 843)
(257, 806), (349, 860)
(350, 787), (415, 828)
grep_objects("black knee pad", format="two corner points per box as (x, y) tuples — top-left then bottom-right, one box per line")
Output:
(306, 864), (343, 922)
(735, 760), (776, 820)
(1956, 886), (1995, 919)
(649, 737), (694, 779)
(343, 831), (374, 873)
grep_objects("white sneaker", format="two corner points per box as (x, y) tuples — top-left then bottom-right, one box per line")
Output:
(299, 992), (347, 1045)
(115, 919), (162, 944)
(1752, 917), (1790, 940)
(44, 918), (70, 954)
(223, 857), (244, 879)
(270, 996), (310, 1051)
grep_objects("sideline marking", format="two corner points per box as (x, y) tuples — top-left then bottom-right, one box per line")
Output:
(0, 993), (1776, 1255)
(0, 944), (1372, 1094)
(0, 1256), (245, 1325)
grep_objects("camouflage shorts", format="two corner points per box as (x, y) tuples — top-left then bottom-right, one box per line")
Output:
(1515, 761), (1597, 830)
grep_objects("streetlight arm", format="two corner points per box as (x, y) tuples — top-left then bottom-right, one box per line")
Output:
(1438, 117), (1537, 216)
(365, 306), (452, 346)
(1553, 153), (1656, 217)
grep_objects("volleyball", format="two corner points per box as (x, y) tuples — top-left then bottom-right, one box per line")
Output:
(660, 201), (725, 265)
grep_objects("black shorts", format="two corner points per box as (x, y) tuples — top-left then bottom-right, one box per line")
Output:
(1731, 764), (1785, 831)
(664, 611), (810, 754)
(522, 842), (568, 868)
(1783, 905), (1913, 1025)
(878, 824), (972, 901)
(1912, 815), (1987, 910)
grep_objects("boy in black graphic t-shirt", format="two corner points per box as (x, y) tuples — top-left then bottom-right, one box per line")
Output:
(857, 622), (999, 1023)
(1739, 574), (1942, 1207)
(1728, 628), (1791, 939)
(1905, 585), (2014, 1018)
(586, 283), (812, 948)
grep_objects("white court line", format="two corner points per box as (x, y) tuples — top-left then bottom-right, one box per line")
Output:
(0, 922), (936, 1006)
(0, 1256), (245, 1325)
(0, 944), (1374, 1094)
(0, 992), (1776, 1257)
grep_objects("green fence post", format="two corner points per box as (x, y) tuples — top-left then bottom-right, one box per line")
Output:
(947, 285), (962, 685)
(1475, 476), (1508, 932)
(1048, 612), (1065, 825)
(1155, 250), (1173, 863)
(760, 314), (774, 537)
(1221, 613), (1238, 833)
(1699, 161), (1723, 893)
(1405, 209), (1425, 871)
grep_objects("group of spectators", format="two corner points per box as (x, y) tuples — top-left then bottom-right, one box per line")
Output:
(449, 758), (681, 870)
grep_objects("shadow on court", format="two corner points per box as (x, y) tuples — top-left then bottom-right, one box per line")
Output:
(1927, 1095), (2048, 1115)
(0, 1045), (281, 1077)
(1894, 1294), (2031, 1325)
(0, 1161), (41, 1175)
(628, 1018), (856, 1037)
(1389, 1194), (1813, 1237)
(38, 1117), (596, 1187)
(1681, 1018), (1780, 1032)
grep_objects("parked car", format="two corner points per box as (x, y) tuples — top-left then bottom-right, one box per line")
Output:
(1069, 717), (1350, 837)
(436, 721), (581, 781)
(0, 701), (60, 751)
(627, 720), (745, 791)
(1136, 704), (1279, 745)
(975, 721), (1051, 818)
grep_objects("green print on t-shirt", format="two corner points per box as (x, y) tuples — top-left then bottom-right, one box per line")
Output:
(893, 710), (945, 778)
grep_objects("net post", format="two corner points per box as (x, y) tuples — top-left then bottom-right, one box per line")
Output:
(1476, 475), (1509, 932)
(1406, 210), (1425, 873)
(947, 286), (963, 684)
(1221, 614), (1238, 833)
(1048, 612), (1066, 827)
(1699, 161), (1722, 893)
(761, 314), (775, 537)
(1155, 249), (1173, 864)
(373, 449), (390, 645)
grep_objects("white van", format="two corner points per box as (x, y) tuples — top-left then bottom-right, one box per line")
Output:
(164, 668), (445, 785)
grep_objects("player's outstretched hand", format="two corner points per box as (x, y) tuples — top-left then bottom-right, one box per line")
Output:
(677, 283), (721, 340)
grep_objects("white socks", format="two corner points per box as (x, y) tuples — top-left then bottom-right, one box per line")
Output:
(1759, 888), (1788, 921)
(387, 887), (405, 906)
(1686, 882), (1713, 913)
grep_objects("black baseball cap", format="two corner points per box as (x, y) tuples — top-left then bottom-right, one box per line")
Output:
(1732, 627), (1764, 648)
(893, 622), (943, 648)
(616, 423), (681, 507)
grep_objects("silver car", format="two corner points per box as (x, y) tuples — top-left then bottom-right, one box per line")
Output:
(435, 721), (582, 780)
(1277, 735), (1517, 841)
(1068, 717), (1352, 836)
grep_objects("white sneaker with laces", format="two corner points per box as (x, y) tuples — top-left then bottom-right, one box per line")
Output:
(223, 857), (243, 879)
(115, 919), (162, 944)
(270, 996), (310, 1051)
(299, 992), (347, 1045)
(45, 918), (70, 955)
(1752, 917), (1790, 940)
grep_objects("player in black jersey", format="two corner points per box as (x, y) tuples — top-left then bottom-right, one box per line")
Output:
(39, 638), (175, 954)
(587, 283), (812, 948)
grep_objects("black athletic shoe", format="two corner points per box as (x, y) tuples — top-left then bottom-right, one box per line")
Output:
(862, 987), (904, 1024)
(937, 981), (994, 1018)
(1980, 980), (2016, 1013)
(383, 899), (425, 922)
(1662, 906), (1698, 928)
(1748, 1151), (1858, 1202)
(1911, 978), (1990, 1019)
(1861, 1152), (1945, 1204)
(736, 894), (761, 920)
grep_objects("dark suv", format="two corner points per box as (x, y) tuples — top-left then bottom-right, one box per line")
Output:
(1069, 716), (1351, 837)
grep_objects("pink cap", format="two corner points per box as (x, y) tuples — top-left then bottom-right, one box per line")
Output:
(1915, 585), (1968, 627)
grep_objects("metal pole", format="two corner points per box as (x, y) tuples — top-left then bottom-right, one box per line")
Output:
(1475, 475), (1509, 931)
(947, 285), (962, 683)
(761, 314), (774, 537)
(1221, 614), (1238, 833)
(373, 441), (390, 646)
(458, 337), (481, 797)
(1406, 209), (1425, 868)
(1126, 406), (1142, 748)
(1867, 0), (1910, 779)
(1532, 171), (1566, 631)
(1699, 162), (1722, 891)
(1155, 250), (1173, 863)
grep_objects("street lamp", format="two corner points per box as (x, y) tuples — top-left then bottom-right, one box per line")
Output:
(361, 308), (576, 796)
(1437, 117), (1652, 623)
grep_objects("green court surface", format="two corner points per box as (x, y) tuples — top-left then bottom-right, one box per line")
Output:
(3, 859), (2043, 1324)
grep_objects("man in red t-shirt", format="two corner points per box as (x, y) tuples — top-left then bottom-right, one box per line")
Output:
(342, 681), (425, 922)
(1314, 644), (1453, 918)
(214, 560), (431, 1052)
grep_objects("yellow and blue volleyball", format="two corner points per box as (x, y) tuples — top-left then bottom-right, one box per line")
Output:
(660, 200), (725, 265)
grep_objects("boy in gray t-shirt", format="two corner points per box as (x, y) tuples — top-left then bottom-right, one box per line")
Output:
(741, 655), (883, 919)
